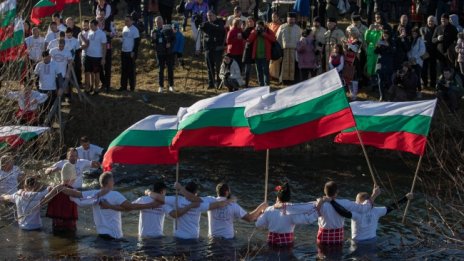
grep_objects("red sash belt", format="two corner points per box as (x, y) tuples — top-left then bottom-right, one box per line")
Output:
(317, 227), (344, 244)
(267, 232), (294, 246)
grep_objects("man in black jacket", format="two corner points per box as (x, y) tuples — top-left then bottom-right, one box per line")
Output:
(152, 16), (176, 93)
(432, 13), (458, 69)
(201, 11), (226, 89)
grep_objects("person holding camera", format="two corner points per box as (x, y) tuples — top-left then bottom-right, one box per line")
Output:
(201, 11), (226, 89)
(185, 0), (209, 55)
(220, 54), (245, 92)
(151, 16), (176, 93)
(389, 61), (420, 101)
(246, 20), (276, 87)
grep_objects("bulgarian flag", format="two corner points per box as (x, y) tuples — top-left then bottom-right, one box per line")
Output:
(0, 17), (25, 62)
(30, 0), (57, 25)
(0, 0), (16, 34)
(171, 87), (270, 149)
(245, 69), (356, 150)
(102, 115), (179, 171)
(334, 100), (437, 156)
(0, 126), (49, 148)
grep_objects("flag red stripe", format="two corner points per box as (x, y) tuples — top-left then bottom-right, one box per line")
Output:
(102, 146), (178, 171)
(334, 131), (427, 155)
(171, 126), (255, 149)
(30, 6), (57, 25)
(0, 44), (26, 62)
(0, 134), (24, 147)
(252, 108), (356, 150)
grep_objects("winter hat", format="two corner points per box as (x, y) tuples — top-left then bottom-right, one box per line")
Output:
(61, 162), (76, 182)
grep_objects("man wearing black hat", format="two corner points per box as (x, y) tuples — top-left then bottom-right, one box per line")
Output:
(324, 17), (345, 71)
(432, 13), (458, 69)
(276, 12), (302, 83)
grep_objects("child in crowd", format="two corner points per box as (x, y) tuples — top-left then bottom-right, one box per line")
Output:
(329, 44), (344, 76)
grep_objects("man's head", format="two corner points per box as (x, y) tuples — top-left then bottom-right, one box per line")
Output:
(400, 15), (408, 26)
(441, 13), (449, 26)
(216, 183), (230, 197)
(58, 31), (65, 40)
(65, 28), (73, 39)
(124, 15), (133, 27)
(185, 181), (198, 195)
(155, 16), (163, 29)
(65, 17), (75, 28)
(427, 16), (436, 27)
(42, 50), (51, 63)
(99, 171), (114, 189)
(324, 181), (338, 197)
(256, 20), (265, 31)
(66, 147), (78, 164)
(233, 6), (242, 17)
(90, 19), (99, 31)
(223, 54), (232, 64)
(61, 162), (77, 185)
(52, 12), (61, 23)
(313, 16), (321, 28)
(98, 0), (105, 5)
(82, 19), (90, 31)
(443, 67), (453, 80)
(0, 154), (13, 172)
(153, 181), (168, 195)
(50, 22), (58, 33)
(374, 12), (382, 24)
(80, 136), (90, 150)
(356, 192), (370, 204)
(272, 12), (279, 23)
(58, 39), (65, 50)
(32, 27), (40, 38)
(327, 17), (337, 30)
(24, 177), (37, 191)
(287, 12), (296, 25)
(207, 11), (216, 22)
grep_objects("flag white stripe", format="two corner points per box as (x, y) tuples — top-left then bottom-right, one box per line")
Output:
(0, 126), (49, 137)
(245, 69), (343, 118)
(350, 100), (437, 117)
(0, 0), (16, 13)
(126, 115), (179, 131)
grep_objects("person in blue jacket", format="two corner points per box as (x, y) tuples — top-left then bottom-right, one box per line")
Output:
(172, 22), (185, 67)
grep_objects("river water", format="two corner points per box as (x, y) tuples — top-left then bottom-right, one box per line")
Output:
(1, 149), (463, 260)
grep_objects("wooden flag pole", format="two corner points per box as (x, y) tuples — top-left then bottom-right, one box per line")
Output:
(264, 149), (269, 202)
(354, 127), (378, 186)
(175, 162), (179, 229)
(402, 155), (423, 223)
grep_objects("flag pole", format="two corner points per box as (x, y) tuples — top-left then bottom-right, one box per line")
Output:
(402, 155), (423, 223)
(175, 161), (179, 229)
(354, 127), (378, 186)
(264, 149), (269, 202)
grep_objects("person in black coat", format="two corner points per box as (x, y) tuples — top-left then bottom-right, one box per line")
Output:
(420, 15), (438, 89)
(375, 30), (396, 101)
(432, 13), (458, 69)
(152, 16), (176, 93)
(201, 11), (226, 89)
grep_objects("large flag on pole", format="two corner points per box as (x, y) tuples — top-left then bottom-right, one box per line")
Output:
(245, 69), (356, 150)
(171, 87), (270, 149)
(0, 126), (49, 148)
(102, 115), (179, 171)
(30, 0), (57, 25)
(334, 100), (437, 155)
(0, 17), (24, 62)
(0, 0), (16, 32)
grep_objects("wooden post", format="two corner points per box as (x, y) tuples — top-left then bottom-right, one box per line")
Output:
(402, 155), (423, 223)
(354, 127), (378, 186)
(264, 149), (269, 202)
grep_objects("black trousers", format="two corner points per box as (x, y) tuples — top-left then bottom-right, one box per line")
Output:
(100, 49), (112, 90)
(205, 49), (223, 88)
(120, 52), (136, 90)
(421, 57), (437, 89)
(38, 89), (57, 115)
(158, 53), (174, 87)
(74, 50), (82, 85)
(158, 3), (173, 24)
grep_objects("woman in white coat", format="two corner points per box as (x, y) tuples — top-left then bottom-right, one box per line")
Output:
(407, 27), (426, 97)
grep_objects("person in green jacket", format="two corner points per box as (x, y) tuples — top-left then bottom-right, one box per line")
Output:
(364, 24), (382, 77)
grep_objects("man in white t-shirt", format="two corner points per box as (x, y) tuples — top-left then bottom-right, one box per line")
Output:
(76, 136), (104, 162)
(0, 155), (24, 195)
(45, 22), (60, 50)
(50, 39), (73, 80)
(25, 27), (45, 63)
(147, 181), (233, 239)
(82, 19), (107, 93)
(184, 182), (268, 239)
(64, 28), (80, 58)
(47, 31), (65, 50)
(45, 147), (100, 189)
(118, 15), (140, 91)
(34, 50), (60, 112)
(63, 172), (158, 239)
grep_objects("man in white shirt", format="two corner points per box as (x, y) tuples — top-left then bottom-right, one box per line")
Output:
(45, 22), (60, 50)
(63, 172), (158, 239)
(0, 155), (23, 195)
(6, 84), (48, 124)
(225, 6), (247, 28)
(82, 19), (107, 94)
(50, 39), (73, 80)
(47, 31), (65, 50)
(47, 12), (67, 34)
(64, 28), (80, 58)
(147, 181), (233, 239)
(45, 147), (100, 189)
(25, 27), (45, 63)
(118, 15), (140, 92)
(34, 50), (60, 112)
(76, 136), (104, 162)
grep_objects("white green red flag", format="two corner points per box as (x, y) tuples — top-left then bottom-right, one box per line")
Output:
(0, 126), (49, 148)
(0, 0), (16, 31)
(30, 0), (58, 25)
(245, 69), (356, 150)
(103, 115), (179, 171)
(171, 87), (270, 148)
(334, 100), (437, 155)
(0, 16), (24, 62)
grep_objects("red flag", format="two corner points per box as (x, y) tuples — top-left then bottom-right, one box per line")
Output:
(30, 0), (57, 25)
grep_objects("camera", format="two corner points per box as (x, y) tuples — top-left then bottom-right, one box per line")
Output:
(193, 13), (203, 28)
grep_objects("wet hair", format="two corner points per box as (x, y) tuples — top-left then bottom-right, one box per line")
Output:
(277, 183), (291, 203)
(25, 177), (36, 189)
(216, 183), (229, 197)
(99, 172), (113, 186)
(153, 181), (167, 193)
(80, 136), (89, 143)
(42, 50), (50, 57)
(324, 181), (338, 197)
(185, 181), (198, 194)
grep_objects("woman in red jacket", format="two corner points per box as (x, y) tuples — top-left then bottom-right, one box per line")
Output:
(246, 20), (276, 87)
(226, 18), (245, 71)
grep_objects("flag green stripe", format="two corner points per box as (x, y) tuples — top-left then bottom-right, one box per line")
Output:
(108, 129), (177, 148)
(343, 114), (432, 136)
(0, 8), (16, 28)
(18, 132), (39, 141)
(0, 29), (23, 51)
(247, 88), (349, 135)
(34, 0), (56, 8)
(179, 107), (248, 130)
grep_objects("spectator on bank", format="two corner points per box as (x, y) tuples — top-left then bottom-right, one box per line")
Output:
(242, 17), (256, 88)
(375, 30), (396, 101)
(142, 0), (158, 36)
(329, 44), (344, 76)
(297, 28), (317, 81)
(268, 12), (282, 80)
(432, 13), (458, 69)
(311, 16), (326, 73)
(96, 0), (112, 21)
(172, 22), (186, 67)
(202, 11), (226, 89)
(436, 67), (464, 113)
(185, 0), (208, 55)
(220, 54), (244, 92)
(389, 61), (420, 101)
(277, 12), (302, 84)
(226, 18), (246, 71)
(343, 27), (362, 100)
(226, 6), (247, 29)
(420, 16), (438, 90)
(323, 17), (344, 72)
(393, 22), (411, 72)
(97, 11), (116, 93)
(119, 15), (140, 92)
(231, 0), (256, 17)
(408, 27), (426, 98)
(247, 20), (276, 87)
(152, 16), (176, 93)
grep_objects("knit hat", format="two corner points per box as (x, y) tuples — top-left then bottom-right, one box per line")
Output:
(61, 162), (76, 182)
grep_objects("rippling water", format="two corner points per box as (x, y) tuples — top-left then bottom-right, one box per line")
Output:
(1, 150), (463, 260)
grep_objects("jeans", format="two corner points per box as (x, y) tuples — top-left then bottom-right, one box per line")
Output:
(158, 53), (174, 87)
(255, 58), (270, 86)
(205, 49), (223, 87)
